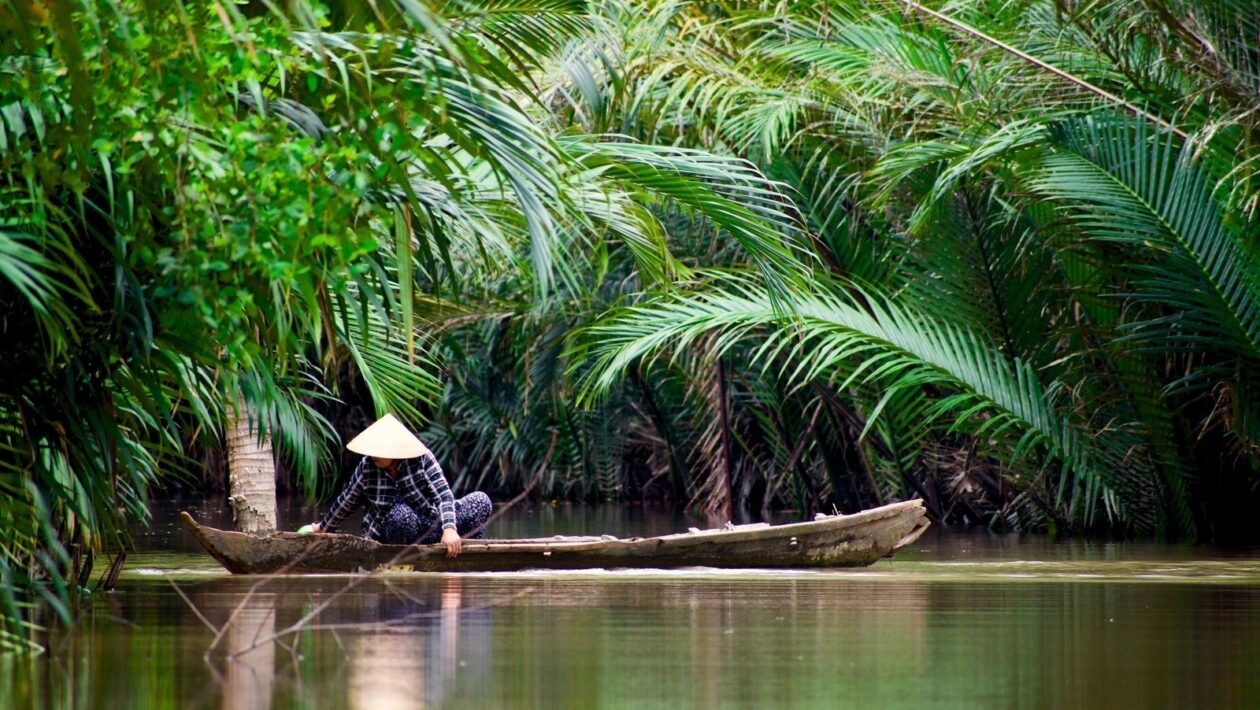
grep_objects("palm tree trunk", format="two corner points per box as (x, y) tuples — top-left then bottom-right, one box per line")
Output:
(713, 356), (734, 520)
(226, 402), (277, 534)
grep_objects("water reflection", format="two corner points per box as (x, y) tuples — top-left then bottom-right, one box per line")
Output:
(224, 595), (276, 710)
(4, 573), (1260, 708)
(6, 503), (1260, 708)
(345, 577), (474, 710)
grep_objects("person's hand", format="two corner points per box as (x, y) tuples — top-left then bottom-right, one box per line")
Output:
(441, 527), (462, 558)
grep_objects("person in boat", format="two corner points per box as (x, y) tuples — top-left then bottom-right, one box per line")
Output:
(303, 413), (492, 557)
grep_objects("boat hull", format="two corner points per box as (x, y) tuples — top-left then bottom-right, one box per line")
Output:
(181, 499), (929, 574)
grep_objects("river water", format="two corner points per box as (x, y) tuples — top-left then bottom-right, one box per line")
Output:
(4, 497), (1260, 708)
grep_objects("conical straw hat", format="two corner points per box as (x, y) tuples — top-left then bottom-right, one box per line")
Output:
(346, 413), (431, 459)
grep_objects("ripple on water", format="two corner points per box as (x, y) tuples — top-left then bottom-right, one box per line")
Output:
(115, 554), (1260, 585)
(323, 563), (1256, 584)
(892, 559), (1260, 583)
(129, 567), (224, 576)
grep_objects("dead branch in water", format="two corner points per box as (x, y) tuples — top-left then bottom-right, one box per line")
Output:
(168, 500), (539, 672)
(224, 587), (535, 660)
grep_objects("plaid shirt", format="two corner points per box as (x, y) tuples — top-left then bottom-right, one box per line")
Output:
(318, 454), (457, 540)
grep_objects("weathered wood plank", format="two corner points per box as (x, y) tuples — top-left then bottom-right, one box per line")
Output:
(181, 499), (929, 574)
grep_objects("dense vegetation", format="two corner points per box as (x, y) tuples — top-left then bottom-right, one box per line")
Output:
(427, 0), (1260, 538)
(2, 0), (1258, 648)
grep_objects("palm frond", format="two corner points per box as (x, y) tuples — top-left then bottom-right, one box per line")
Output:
(561, 137), (813, 298)
(574, 277), (1145, 527)
(1029, 117), (1260, 364)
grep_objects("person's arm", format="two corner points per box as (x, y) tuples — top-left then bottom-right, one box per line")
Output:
(316, 460), (366, 533)
(400, 453), (457, 531)
(400, 453), (461, 556)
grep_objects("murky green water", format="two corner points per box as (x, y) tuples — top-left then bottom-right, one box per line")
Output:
(5, 499), (1260, 708)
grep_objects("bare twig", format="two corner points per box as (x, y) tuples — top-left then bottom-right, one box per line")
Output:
(899, 0), (1189, 140)
(203, 541), (327, 659)
(465, 429), (557, 538)
(226, 587), (536, 660)
(173, 474), (549, 670)
(202, 534), (458, 664)
(327, 625), (345, 653)
(168, 579), (219, 635)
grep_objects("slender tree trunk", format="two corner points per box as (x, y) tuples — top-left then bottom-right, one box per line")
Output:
(713, 356), (734, 521)
(226, 402), (277, 534)
(632, 367), (688, 501)
(690, 349), (736, 520)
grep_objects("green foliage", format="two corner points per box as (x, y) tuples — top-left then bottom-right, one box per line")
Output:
(5, 0), (1260, 653)
(542, 0), (1260, 536)
(0, 0), (599, 649)
(573, 277), (1144, 524)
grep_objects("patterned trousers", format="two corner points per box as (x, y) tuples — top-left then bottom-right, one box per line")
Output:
(379, 492), (493, 545)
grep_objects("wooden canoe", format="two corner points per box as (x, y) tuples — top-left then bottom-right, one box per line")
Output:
(181, 499), (929, 574)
